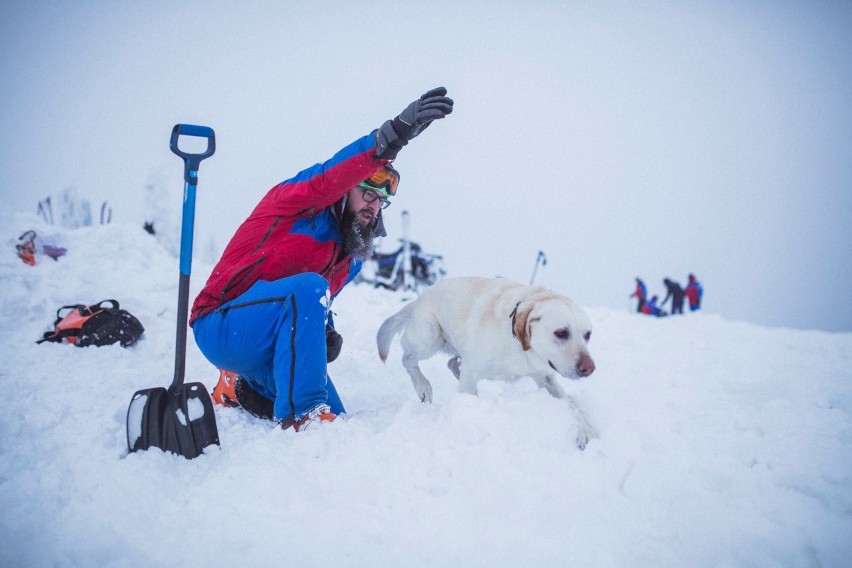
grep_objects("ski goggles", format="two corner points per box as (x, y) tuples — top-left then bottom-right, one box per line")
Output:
(358, 166), (400, 200)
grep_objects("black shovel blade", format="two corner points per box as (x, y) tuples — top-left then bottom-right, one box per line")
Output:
(126, 382), (220, 459)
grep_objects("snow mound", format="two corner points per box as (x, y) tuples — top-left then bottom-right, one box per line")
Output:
(1, 214), (851, 567)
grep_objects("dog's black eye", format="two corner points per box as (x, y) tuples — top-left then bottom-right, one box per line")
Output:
(554, 328), (570, 340)
(584, 331), (591, 342)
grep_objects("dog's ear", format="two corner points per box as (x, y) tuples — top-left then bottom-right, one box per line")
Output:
(512, 302), (539, 351)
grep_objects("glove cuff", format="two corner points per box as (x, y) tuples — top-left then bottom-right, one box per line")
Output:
(375, 119), (408, 160)
(326, 325), (343, 363)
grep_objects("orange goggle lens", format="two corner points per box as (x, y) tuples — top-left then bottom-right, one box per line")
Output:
(361, 166), (399, 198)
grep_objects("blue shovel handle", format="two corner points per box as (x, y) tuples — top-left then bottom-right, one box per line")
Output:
(169, 124), (215, 278)
(170, 124), (216, 185)
(169, 124), (214, 392)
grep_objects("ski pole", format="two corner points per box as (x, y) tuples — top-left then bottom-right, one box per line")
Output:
(530, 250), (547, 285)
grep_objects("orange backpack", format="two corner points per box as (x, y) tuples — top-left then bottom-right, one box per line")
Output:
(37, 300), (144, 347)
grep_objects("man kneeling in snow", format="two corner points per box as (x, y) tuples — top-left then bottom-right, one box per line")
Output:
(190, 87), (453, 431)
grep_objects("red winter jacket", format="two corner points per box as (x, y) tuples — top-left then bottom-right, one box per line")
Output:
(190, 132), (388, 324)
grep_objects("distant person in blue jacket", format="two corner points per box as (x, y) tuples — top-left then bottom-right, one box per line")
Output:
(685, 274), (703, 311)
(643, 295), (666, 317)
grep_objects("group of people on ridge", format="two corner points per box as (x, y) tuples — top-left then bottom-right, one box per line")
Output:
(631, 275), (702, 317)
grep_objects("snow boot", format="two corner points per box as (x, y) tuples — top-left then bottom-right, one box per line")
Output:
(282, 404), (337, 431)
(212, 370), (239, 407)
(213, 369), (276, 420)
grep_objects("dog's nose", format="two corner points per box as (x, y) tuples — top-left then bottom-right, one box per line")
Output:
(577, 354), (595, 377)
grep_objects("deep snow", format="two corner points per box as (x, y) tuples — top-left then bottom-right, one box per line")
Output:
(1, 213), (851, 567)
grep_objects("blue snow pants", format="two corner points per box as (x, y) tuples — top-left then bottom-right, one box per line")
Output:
(192, 272), (345, 421)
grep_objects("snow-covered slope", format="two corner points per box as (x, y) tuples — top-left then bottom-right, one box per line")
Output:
(1, 215), (850, 567)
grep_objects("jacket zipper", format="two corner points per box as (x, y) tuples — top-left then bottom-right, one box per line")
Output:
(294, 206), (317, 230)
(253, 216), (282, 253)
(221, 257), (265, 299)
(319, 242), (338, 277)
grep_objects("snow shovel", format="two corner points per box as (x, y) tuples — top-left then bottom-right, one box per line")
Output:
(126, 124), (219, 459)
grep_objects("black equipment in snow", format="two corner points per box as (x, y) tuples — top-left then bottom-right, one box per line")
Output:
(356, 210), (445, 292)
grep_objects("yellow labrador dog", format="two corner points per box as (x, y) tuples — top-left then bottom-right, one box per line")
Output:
(377, 276), (597, 449)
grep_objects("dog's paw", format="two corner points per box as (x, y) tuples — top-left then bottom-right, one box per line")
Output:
(575, 424), (598, 451)
(415, 382), (433, 403)
(409, 375), (433, 403)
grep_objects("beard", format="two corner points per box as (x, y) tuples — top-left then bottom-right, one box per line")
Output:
(341, 205), (377, 261)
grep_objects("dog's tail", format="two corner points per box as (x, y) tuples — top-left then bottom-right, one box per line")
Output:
(377, 302), (416, 363)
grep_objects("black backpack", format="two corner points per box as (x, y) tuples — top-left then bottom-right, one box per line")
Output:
(37, 300), (144, 348)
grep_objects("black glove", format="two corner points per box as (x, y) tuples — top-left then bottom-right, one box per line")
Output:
(376, 87), (454, 160)
(326, 324), (343, 363)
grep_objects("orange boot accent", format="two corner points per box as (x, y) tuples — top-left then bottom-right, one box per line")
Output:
(212, 369), (240, 407)
(292, 404), (337, 431)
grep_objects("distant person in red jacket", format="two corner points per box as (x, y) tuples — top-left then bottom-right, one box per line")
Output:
(630, 278), (647, 313)
(191, 88), (453, 430)
(684, 273), (703, 311)
(661, 278), (685, 315)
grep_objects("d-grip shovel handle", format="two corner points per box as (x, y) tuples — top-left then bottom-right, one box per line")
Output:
(170, 124), (215, 185)
(169, 124), (214, 393)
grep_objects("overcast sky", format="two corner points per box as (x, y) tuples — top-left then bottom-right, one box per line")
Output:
(2, 1), (850, 332)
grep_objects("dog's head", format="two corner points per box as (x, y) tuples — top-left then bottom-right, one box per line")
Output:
(512, 292), (595, 379)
